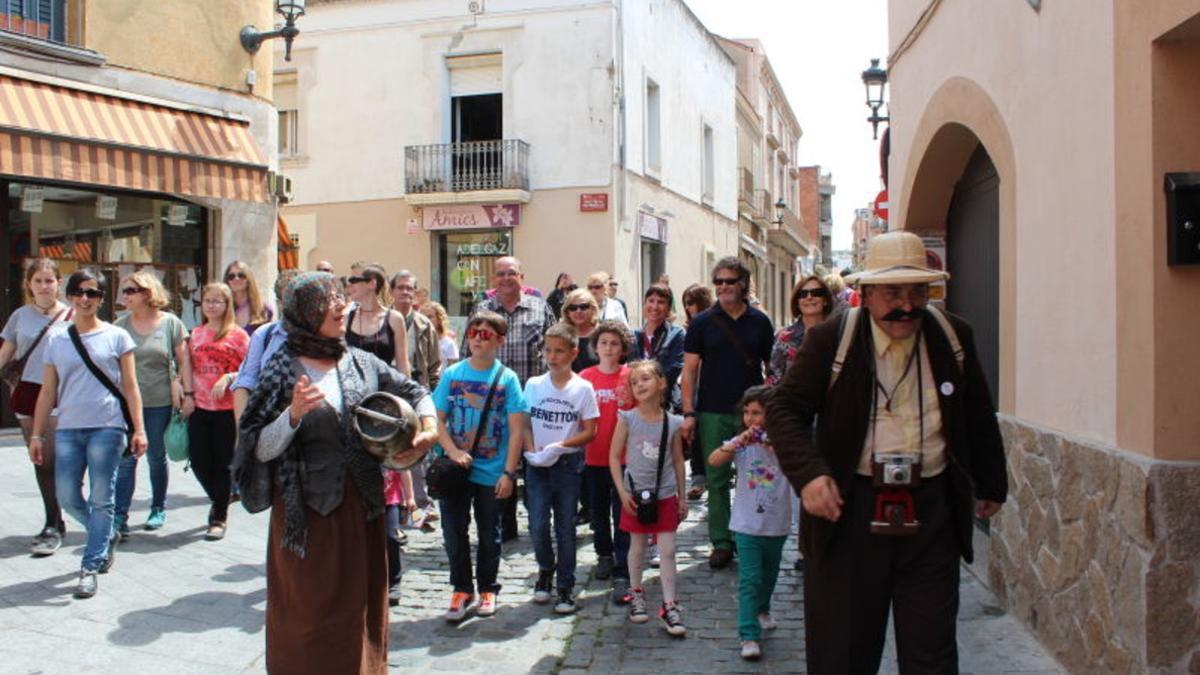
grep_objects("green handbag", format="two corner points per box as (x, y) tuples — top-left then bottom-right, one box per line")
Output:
(165, 410), (189, 462)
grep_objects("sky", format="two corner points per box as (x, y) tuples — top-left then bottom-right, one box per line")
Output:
(684, 0), (889, 251)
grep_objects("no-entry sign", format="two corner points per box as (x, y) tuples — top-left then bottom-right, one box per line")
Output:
(873, 189), (889, 222)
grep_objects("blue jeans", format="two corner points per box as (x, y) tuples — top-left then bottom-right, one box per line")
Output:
(525, 452), (583, 590)
(55, 427), (125, 572)
(439, 481), (504, 595)
(114, 405), (172, 517)
(585, 465), (630, 579)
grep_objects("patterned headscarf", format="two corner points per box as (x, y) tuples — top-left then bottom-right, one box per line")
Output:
(283, 272), (346, 360)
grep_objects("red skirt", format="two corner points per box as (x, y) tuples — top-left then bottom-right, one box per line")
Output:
(619, 496), (681, 534)
(10, 381), (40, 417)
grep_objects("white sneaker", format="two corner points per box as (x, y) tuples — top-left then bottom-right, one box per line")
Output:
(649, 544), (661, 569)
(740, 640), (762, 661)
(758, 612), (778, 631)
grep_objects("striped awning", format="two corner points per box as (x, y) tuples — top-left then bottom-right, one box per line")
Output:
(0, 74), (269, 202)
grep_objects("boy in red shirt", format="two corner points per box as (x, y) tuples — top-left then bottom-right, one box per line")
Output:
(580, 320), (635, 604)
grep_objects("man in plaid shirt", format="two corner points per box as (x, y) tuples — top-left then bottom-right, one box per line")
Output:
(462, 256), (557, 540)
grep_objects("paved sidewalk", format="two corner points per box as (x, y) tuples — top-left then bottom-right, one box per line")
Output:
(0, 432), (1063, 673)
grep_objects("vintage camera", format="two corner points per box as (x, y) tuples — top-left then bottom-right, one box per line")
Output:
(871, 452), (922, 488)
(870, 453), (921, 536)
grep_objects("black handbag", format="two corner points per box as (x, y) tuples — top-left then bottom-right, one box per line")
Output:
(426, 367), (503, 500)
(67, 324), (134, 456)
(629, 414), (671, 525)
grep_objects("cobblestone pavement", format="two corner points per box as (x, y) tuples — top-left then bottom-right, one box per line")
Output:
(0, 432), (1062, 674)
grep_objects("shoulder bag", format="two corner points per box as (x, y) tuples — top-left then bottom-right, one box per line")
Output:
(68, 325), (134, 455)
(628, 414), (671, 524)
(2, 308), (67, 394)
(426, 366), (505, 499)
(710, 310), (763, 376)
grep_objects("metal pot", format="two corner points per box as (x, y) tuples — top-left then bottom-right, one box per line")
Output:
(352, 391), (426, 470)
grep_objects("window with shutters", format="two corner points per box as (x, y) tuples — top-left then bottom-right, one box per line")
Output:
(0, 0), (67, 43)
(279, 110), (299, 158)
(645, 78), (662, 176)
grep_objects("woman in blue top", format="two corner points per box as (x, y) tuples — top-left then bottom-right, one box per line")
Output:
(630, 284), (685, 412)
(29, 269), (148, 600)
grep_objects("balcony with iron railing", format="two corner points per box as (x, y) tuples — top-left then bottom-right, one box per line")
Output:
(738, 167), (757, 217)
(404, 139), (531, 205)
(753, 189), (774, 225)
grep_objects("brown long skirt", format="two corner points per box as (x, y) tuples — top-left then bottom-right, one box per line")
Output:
(265, 478), (388, 675)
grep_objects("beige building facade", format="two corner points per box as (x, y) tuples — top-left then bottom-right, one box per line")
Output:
(278, 0), (740, 328)
(886, 0), (1200, 671)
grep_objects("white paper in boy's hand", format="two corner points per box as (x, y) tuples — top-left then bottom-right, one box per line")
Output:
(523, 443), (575, 467)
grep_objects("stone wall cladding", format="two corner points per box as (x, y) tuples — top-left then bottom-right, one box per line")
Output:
(990, 416), (1200, 674)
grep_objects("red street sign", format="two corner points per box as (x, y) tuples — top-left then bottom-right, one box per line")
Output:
(580, 193), (609, 212)
(873, 189), (889, 221)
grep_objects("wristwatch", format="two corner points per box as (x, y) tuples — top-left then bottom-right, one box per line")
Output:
(502, 469), (518, 482)
(682, 411), (697, 419)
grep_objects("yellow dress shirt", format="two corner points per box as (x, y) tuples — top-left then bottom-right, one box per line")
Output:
(856, 318), (947, 478)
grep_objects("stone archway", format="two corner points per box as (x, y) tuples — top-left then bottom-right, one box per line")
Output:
(894, 77), (1017, 413)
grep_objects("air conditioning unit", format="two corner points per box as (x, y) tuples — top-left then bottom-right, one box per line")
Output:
(268, 172), (294, 204)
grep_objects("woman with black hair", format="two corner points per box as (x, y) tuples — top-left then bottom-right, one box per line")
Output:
(546, 272), (576, 320)
(29, 269), (147, 599)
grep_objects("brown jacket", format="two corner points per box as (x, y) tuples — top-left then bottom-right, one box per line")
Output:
(765, 308), (1006, 564)
(400, 308), (441, 391)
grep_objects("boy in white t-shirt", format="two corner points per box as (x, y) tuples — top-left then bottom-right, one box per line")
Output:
(522, 323), (600, 614)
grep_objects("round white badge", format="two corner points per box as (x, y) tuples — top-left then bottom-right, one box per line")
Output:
(940, 382), (955, 396)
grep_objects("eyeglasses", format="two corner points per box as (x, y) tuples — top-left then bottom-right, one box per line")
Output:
(316, 266), (333, 273)
(874, 284), (930, 304)
(494, 269), (520, 278)
(467, 327), (498, 341)
(392, 284), (415, 292)
(713, 278), (741, 287)
(202, 298), (228, 306)
(796, 288), (830, 299)
(120, 287), (146, 296)
(566, 304), (592, 312)
(69, 289), (104, 299)
(608, 281), (619, 288)
(226, 272), (247, 281)
(587, 284), (605, 290)
(347, 275), (368, 285)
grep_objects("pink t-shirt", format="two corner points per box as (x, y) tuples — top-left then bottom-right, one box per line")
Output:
(580, 365), (634, 467)
(190, 324), (250, 411)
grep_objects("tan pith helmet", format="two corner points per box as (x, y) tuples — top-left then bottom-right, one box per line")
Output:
(845, 230), (950, 285)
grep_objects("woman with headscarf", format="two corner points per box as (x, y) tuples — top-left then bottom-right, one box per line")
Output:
(232, 273), (438, 675)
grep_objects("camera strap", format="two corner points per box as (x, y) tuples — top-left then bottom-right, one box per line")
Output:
(628, 412), (670, 500)
(868, 327), (926, 465)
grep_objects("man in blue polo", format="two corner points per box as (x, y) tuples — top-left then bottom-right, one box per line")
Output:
(680, 257), (775, 569)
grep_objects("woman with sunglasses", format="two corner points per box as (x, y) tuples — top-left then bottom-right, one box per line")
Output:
(585, 271), (628, 326)
(233, 272), (437, 674)
(29, 269), (148, 599)
(223, 261), (273, 336)
(188, 282), (250, 540)
(345, 264), (411, 376)
(561, 288), (601, 373)
(767, 275), (835, 386)
(1, 258), (72, 556)
(113, 271), (192, 536)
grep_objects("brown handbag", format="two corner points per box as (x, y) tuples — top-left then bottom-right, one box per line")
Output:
(2, 308), (67, 394)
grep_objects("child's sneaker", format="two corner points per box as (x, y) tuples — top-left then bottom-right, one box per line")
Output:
(649, 544), (661, 569)
(553, 589), (577, 615)
(758, 612), (778, 631)
(444, 592), (475, 623)
(628, 587), (649, 623)
(611, 577), (631, 605)
(659, 601), (687, 637)
(740, 640), (762, 661)
(533, 570), (553, 605)
(477, 591), (498, 617)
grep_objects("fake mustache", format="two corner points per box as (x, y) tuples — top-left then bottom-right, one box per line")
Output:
(882, 308), (924, 322)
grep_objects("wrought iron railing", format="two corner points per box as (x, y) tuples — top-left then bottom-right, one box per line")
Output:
(1, 0), (68, 44)
(405, 139), (530, 194)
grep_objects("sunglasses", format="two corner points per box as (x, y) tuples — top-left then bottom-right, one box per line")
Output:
(797, 288), (830, 299)
(226, 272), (247, 281)
(566, 303), (592, 312)
(121, 286), (146, 296)
(587, 284), (605, 290)
(467, 327), (498, 341)
(347, 275), (368, 285)
(712, 278), (741, 287)
(69, 289), (104, 299)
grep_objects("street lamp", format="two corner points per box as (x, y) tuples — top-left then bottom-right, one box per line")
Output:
(241, 0), (307, 62)
(772, 198), (786, 227)
(862, 58), (889, 140)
